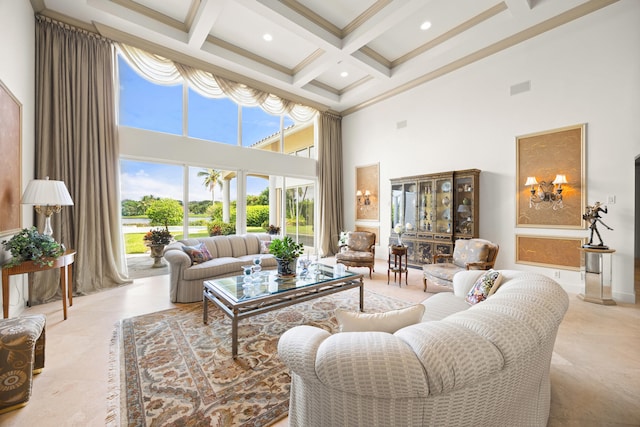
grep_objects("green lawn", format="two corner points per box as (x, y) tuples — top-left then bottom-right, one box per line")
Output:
(125, 231), (210, 254)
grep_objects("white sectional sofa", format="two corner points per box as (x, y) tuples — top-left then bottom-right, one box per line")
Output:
(278, 270), (569, 427)
(164, 233), (277, 303)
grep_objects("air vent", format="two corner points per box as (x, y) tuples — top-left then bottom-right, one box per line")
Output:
(510, 81), (531, 95)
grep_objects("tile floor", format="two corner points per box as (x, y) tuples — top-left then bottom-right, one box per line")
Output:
(0, 258), (638, 426)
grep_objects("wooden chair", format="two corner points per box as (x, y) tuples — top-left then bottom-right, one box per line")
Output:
(335, 231), (376, 278)
(422, 238), (499, 291)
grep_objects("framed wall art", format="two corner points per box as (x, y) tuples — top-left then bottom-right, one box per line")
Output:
(516, 234), (586, 270)
(355, 163), (379, 221)
(0, 79), (22, 236)
(516, 124), (586, 229)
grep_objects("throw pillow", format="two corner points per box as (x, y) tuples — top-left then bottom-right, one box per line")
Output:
(260, 240), (272, 254)
(335, 304), (425, 334)
(465, 269), (502, 305)
(182, 242), (213, 265)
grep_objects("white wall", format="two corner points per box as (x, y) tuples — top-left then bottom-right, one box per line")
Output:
(342, 0), (639, 303)
(0, 1), (36, 315)
(119, 126), (317, 180)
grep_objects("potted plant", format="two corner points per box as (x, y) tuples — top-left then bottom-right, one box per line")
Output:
(143, 227), (173, 268)
(1, 227), (65, 268)
(268, 236), (304, 277)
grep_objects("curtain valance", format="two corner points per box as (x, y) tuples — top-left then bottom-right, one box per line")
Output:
(117, 43), (317, 123)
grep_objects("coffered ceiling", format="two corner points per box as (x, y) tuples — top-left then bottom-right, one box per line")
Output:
(33, 0), (617, 114)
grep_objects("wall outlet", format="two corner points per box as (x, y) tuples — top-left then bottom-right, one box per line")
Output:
(554, 270), (561, 278)
(607, 195), (616, 204)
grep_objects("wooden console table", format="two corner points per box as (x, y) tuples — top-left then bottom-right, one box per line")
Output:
(2, 250), (76, 319)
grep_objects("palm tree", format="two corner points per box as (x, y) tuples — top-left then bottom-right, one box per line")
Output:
(198, 169), (223, 204)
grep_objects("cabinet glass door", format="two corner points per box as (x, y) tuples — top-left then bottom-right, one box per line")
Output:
(454, 176), (475, 236)
(391, 184), (402, 231)
(418, 180), (435, 232)
(435, 178), (453, 234)
(403, 182), (417, 234)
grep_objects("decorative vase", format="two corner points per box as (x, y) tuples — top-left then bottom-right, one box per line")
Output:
(276, 257), (298, 277)
(149, 244), (166, 268)
(397, 234), (403, 246)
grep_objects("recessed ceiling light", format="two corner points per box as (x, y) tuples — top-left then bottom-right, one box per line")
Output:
(420, 21), (432, 31)
(340, 71), (349, 78)
(263, 33), (273, 42)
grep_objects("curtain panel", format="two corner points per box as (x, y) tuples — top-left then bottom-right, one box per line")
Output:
(34, 15), (131, 302)
(318, 112), (344, 257)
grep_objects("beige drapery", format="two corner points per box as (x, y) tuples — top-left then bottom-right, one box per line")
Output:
(318, 112), (344, 257)
(117, 43), (317, 123)
(33, 15), (131, 303)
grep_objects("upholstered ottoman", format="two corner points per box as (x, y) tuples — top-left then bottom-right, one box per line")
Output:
(0, 314), (46, 414)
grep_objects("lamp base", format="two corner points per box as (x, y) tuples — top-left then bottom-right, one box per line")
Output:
(43, 215), (54, 236)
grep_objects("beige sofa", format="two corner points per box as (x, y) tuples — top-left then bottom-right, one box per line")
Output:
(164, 233), (277, 303)
(278, 270), (569, 427)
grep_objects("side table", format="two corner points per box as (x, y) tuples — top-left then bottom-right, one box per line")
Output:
(577, 247), (616, 305)
(388, 245), (408, 286)
(2, 250), (76, 319)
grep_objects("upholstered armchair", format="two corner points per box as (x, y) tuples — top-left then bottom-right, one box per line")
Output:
(0, 314), (46, 414)
(422, 238), (499, 291)
(335, 231), (376, 278)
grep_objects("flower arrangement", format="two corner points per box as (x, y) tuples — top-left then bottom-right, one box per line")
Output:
(393, 223), (405, 235)
(266, 224), (281, 235)
(1, 227), (65, 268)
(143, 228), (173, 246)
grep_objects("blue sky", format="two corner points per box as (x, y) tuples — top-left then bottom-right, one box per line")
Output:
(118, 55), (282, 202)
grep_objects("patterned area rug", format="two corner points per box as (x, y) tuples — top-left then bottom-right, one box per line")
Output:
(109, 289), (409, 426)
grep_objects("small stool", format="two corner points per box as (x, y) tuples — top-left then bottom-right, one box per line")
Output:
(388, 245), (408, 286)
(0, 314), (46, 414)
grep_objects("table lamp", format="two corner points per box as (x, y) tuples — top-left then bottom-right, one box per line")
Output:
(21, 177), (74, 236)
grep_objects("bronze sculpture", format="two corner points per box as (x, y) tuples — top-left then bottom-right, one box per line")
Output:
(582, 201), (613, 249)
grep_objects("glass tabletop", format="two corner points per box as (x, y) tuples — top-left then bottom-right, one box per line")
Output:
(206, 263), (359, 302)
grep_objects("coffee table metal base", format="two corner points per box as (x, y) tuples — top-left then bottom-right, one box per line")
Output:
(203, 276), (364, 359)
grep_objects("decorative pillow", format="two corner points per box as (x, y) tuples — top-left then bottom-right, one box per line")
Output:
(335, 304), (426, 334)
(260, 240), (272, 254)
(465, 269), (502, 305)
(182, 242), (213, 265)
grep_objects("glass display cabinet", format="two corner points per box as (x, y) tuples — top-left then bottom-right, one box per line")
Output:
(390, 169), (480, 268)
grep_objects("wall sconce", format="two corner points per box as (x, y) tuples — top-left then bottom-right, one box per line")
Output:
(356, 190), (371, 207)
(21, 176), (74, 236)
(525, 174), (567, 210)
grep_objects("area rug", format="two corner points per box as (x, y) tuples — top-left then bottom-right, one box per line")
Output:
(107, 289), (410, 427)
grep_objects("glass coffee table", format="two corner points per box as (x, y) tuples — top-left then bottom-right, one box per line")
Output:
(203, 264), (364, 359)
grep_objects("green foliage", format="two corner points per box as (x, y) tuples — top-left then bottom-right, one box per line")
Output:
(247, 188), (269, 206)
(188, 200), (212, 215)
(208, 221), (236, 236)
(1, 227), (65, 267)
(121, 199), (143, 216)
(268, 236), (304, 261)
(146, 198), (183, 227)
(246, 205), (269, 227)
(207, 202), (237, 223)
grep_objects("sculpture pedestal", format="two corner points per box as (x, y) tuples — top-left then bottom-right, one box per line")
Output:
(577, 248), (616, 305)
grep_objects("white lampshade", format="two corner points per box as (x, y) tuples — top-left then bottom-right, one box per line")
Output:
(22, 177), (74, 206)
(552, 174), (568, 185)
(524, 176), (538, 186)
